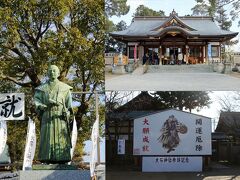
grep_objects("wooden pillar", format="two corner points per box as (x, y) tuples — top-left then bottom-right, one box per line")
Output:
(219, 43), (222, 62)
(203, 45), (206, 63)
(159, 45), (162, 65)
(205, 44), (209, 64)
(186, 45), (189, 64)
(134, 44), (137, 63)
(128, 120), (132, 164)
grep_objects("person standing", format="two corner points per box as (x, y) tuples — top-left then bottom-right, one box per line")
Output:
(178, 52), (183, 65)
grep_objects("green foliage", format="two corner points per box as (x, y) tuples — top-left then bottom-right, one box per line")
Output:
(152, 91), (211, 112)
(105, 18), (117, 52)
(208, 0), (234, 46)
(105, 0), (130, 17)
(104, 0), (129, 52)
(0, 80), (17, 93)
(191, 0), (234, 48)
(226, 0), (240, 21)
(191, 1), (210, 16)
(215, 7), (232, 30)
(105, 0), (129, 52)
(208, 0), (217, 17)
(7, 121), (28, 163)
(134, 5), (165, 17)
(106, 91), (211, 113)
(116, 20), (127, 31)
(213, 0), (232, 31)
(105, 19), (127, 52)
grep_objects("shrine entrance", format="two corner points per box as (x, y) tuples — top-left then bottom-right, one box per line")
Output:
(161, 46), (185, 65)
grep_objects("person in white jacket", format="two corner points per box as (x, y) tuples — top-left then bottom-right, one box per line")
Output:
(178, 52), (183, 65)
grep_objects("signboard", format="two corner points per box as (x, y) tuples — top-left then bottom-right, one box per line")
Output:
(133, 109), (212, 155)
(142, 156), (202, 172)
(117, 139), (125, 155)
(0, 93), (24, 120)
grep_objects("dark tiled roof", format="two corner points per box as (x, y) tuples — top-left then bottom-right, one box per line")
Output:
(107, 111), (155, 121)
(215, 112), (240, 136)
(212, 132), (228, 140)
(111, 16), (238, 38)
(115, 92), (162, 112)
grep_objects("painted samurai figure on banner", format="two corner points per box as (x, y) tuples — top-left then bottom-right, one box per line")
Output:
(158, 115), (187, 153)
(34, 65), (73, 164)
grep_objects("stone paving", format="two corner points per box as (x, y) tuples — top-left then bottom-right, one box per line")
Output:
(19, 170), (90, 180)
(105, 72), (240, 91)
(0, 164), (105, 180)
(0, 172), (19, 180)
(107, 163), (240, 180)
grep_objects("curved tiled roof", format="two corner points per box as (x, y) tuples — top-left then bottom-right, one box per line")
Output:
(111, 15), (238, 38)
(215, 112), (240, 136)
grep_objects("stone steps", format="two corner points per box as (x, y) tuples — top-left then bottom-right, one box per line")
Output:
(147, 64), (213, 73)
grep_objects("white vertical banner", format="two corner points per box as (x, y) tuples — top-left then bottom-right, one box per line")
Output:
(70, 117), (78, 159)
(0, 121), (7, 156)
(90, 115), (99, 177)
(117, 139), (125, 155)
(208, 44), (212, 58)
(22, 118), (36, 170)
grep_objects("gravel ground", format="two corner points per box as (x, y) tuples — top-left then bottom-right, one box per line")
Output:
(105, 72), (240, 91)
(106, 163), (240, 180)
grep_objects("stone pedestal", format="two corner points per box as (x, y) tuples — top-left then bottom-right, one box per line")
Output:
(95, 164), (105, 180)
(223, 63), (232, 74)
(19, 170), (90, 180)
(112, 65), (127, 74)
(32, 164), (77, 170)
(212, 63), (217, 72)
(217, 63), (224, 73)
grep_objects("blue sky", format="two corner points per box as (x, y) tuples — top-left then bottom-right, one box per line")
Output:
(110, 0), (240, 51)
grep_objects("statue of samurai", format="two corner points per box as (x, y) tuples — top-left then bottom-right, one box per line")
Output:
(34, 65), (72, 164)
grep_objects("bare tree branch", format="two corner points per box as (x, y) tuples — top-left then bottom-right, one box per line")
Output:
(10, 47), (31, 67)
(0, 74), (32, 87)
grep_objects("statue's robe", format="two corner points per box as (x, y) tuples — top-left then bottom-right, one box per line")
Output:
(34, 80), (72, 163)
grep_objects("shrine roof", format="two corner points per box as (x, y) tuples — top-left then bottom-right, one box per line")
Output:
(215, 112), (240, 136)
(110, 14), (238, 38)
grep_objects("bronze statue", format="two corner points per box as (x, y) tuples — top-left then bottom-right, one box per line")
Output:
(34, 65), (73, 164)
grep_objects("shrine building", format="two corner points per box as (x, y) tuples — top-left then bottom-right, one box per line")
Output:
(110, 10), (238, 65)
